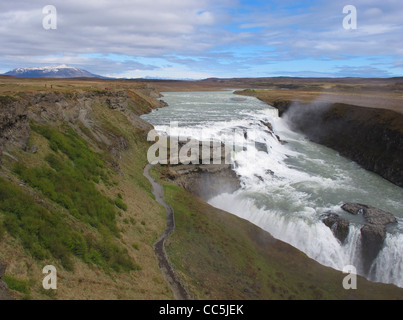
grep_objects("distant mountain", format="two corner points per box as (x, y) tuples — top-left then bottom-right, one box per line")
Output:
(4, 65), (105, 78)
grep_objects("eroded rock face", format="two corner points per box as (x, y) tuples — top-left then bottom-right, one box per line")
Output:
(0, 97), (30, 160)
(342, 203), (397, 273)
(341, 203), (397, 225)
(160, 139), (241, 200)
(322, 203), (397, 275)
(0, 260), (13, 300)
(360, 224), (387, 271)
(279, 101), (403, 188)
(169, 164), (240, 201)
(321, 213), (350, 244)
(0, 90), (155, 168)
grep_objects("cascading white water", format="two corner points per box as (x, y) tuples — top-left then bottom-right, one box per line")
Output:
(369, 232), (403, 287)
(209, 193), (367, 274)
(141, 90), (403, 288)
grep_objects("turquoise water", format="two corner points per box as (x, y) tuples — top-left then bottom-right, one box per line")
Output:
(141, 90), (403, 287)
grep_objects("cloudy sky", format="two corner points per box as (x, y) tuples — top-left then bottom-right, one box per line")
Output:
(0, 0), (402, 79)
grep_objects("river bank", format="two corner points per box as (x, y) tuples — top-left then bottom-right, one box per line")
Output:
(0, 81), (173, 299)
(142, 90), (403, 294)
(1, 76), (402, 299)
(235, 89), (403, 188)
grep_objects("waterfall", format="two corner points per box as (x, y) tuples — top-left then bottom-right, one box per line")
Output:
(142, 90), (403, 288)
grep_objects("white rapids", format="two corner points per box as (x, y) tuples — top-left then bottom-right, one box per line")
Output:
(141, 90), (403, 288)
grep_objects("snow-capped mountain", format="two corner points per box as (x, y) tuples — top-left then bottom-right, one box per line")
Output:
(4, 65), (104, 78)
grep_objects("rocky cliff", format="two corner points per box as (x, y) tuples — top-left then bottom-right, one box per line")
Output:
(271, 100), (403, 188)
(154, 140), (241, 201)
(0, 86), (171, 300)
(322, 203), (397, 274)
(0, 88), (170, 164)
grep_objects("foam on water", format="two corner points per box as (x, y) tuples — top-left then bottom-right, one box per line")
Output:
(141, 90), (403, 288)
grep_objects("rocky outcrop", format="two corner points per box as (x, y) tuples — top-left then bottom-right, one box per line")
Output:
(0, 96), (30, 160)
(0, 260), (13, 300)
(0, 90), (156, 167)
(106, 91), (130, 110)
(168, 164), (240, 200)
(158, 100), (169, 108)
(321, 213), (350, 244)
(276, 101), (403, 187)
(321, 203), (397, 274)
(159, 140), (241, 200)
(271, 99), (293, 117)
(341, 203), (397, 226)
(341, 203), (397, 273)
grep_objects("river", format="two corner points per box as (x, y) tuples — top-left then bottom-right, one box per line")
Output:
(141, 90), (403, 288)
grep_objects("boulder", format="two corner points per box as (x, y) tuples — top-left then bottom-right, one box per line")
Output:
(321, 213), (350, 244)
(340, 203), (366, 215)
(360, 224), (387, 272)
(340, 203), (397, 274)
(168, 164), (240, 201)
(341, 203), (397, 225)
(162, 138), (241, 200)
(322, 203), (398, 275)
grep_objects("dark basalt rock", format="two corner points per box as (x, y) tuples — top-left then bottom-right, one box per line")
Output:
(360, 224), (387, 272)
(341, 203), (397, 225)
(169, 164), (240, 201)
(341, 203), (397, 274)
(340, 203), (366, 215)
(0, 96), (30, 162)
(272, 100), (293, 117)
(321, 213), (350, 244)
(322, 203), (398, 275)
(159, 100), (169, 108)
(277, 101), (403, 188)
(162, 139), (241, 201)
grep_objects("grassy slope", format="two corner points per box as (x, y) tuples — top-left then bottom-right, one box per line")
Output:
(0, 82), (171, 299)
(1, 77), (402, 300)
(158, 175), (403, 300)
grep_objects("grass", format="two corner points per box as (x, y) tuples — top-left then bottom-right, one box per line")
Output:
(0, 94), (18, 105)
(0, 80), (173, 299)
(114, 197), (128, 212)
(2, 76), (401, 300)
(15, 122), (116, 233)
(2, 275), (31, 295)
(0, 221), (5, 240)
(0, 174), (136, 273)
(1, 176), (76, 270)
(161, 179), (403, 300)
(1, 121), (139, 273)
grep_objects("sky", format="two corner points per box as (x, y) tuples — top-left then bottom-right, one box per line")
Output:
(0, 0), (402, 79)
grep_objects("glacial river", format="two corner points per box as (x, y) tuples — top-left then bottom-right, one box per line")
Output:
(141, 90), (403, 288)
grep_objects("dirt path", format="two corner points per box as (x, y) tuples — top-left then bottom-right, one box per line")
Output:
(143, 164), (192, 300)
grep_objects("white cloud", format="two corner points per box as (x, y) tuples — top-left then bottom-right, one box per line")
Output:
(0, 0), (223, 57)
(0, 0), (402, 78)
